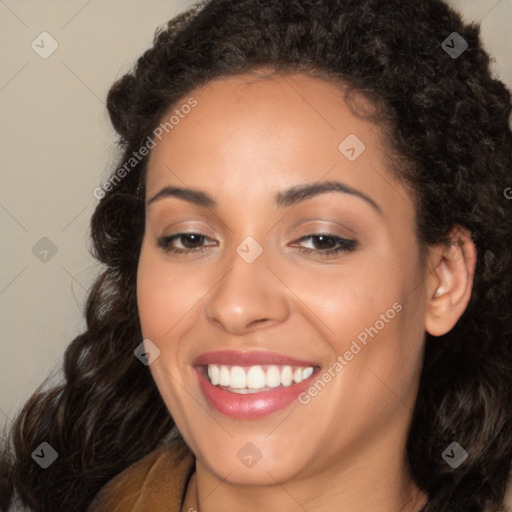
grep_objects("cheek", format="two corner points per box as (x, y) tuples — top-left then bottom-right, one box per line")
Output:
(137, 247), (183, 344)
(281, 250), (425, 393)
(269, 252), (405, 346)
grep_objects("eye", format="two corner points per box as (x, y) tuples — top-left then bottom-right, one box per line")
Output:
(157, 232), (357, 257)
(290, 234), (357, 257)
(157, 233), (218, 254)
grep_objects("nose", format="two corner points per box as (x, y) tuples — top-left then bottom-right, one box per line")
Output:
(204, 248), (290, 335)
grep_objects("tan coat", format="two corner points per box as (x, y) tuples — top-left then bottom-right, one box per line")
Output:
(86, 443), (194, 512)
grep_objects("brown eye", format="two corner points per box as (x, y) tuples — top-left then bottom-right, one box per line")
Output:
(157, 233), (217, 253)
(291, 234), (357, 256)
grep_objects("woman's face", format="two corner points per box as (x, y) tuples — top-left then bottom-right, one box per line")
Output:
(137, 72), (429, 486)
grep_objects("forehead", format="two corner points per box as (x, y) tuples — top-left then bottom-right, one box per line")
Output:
(145, 72), (409, 218)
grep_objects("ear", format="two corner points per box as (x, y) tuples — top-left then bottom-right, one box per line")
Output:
(424, 226), (477, 337)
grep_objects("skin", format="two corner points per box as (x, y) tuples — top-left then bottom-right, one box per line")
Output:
(136, 71), (476, 512)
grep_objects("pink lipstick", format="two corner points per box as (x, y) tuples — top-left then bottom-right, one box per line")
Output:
(193, 350), (319, 419)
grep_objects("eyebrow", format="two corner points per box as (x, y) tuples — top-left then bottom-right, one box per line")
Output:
(147, 180), (382, 214)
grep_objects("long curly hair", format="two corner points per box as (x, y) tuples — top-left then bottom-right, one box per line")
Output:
(2, 0), (511, 510)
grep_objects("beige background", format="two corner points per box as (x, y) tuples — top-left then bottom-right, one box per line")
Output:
(1, 0), (511, 507)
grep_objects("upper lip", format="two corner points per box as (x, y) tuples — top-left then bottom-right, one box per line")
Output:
(193, 350), (318, 367)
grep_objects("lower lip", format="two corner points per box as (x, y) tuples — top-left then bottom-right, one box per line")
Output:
(196, 368), (315, 419)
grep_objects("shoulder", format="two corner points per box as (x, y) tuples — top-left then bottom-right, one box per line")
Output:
(87, 442), (195, 512)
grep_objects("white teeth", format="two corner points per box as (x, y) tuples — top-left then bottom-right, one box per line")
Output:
(208, 365), (220, 385)
(230, 366), (246, 388)
(219, 366), (230, 386)
(302, 367), (314, 380)
(266, 366), (281, 388)
(205, 364), (315, 390)
(281, 366), (293, 386)
(247, 366), (266, 389)
(229, 388), (263, 394)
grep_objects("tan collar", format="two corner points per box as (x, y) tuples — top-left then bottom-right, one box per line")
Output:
(87, 442), (195, 512)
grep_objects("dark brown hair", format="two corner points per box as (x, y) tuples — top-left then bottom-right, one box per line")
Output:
(2, 0), (511, 510)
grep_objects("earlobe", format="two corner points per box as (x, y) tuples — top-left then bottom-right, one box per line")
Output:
(425, 227), (477, 337)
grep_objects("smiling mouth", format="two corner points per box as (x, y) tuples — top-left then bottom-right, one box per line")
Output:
(201, 364), (316, 394)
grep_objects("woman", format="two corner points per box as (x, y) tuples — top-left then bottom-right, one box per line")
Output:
(2, 0), (511, 511)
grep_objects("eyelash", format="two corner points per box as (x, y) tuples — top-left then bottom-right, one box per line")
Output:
(157, 233), (357, 257)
